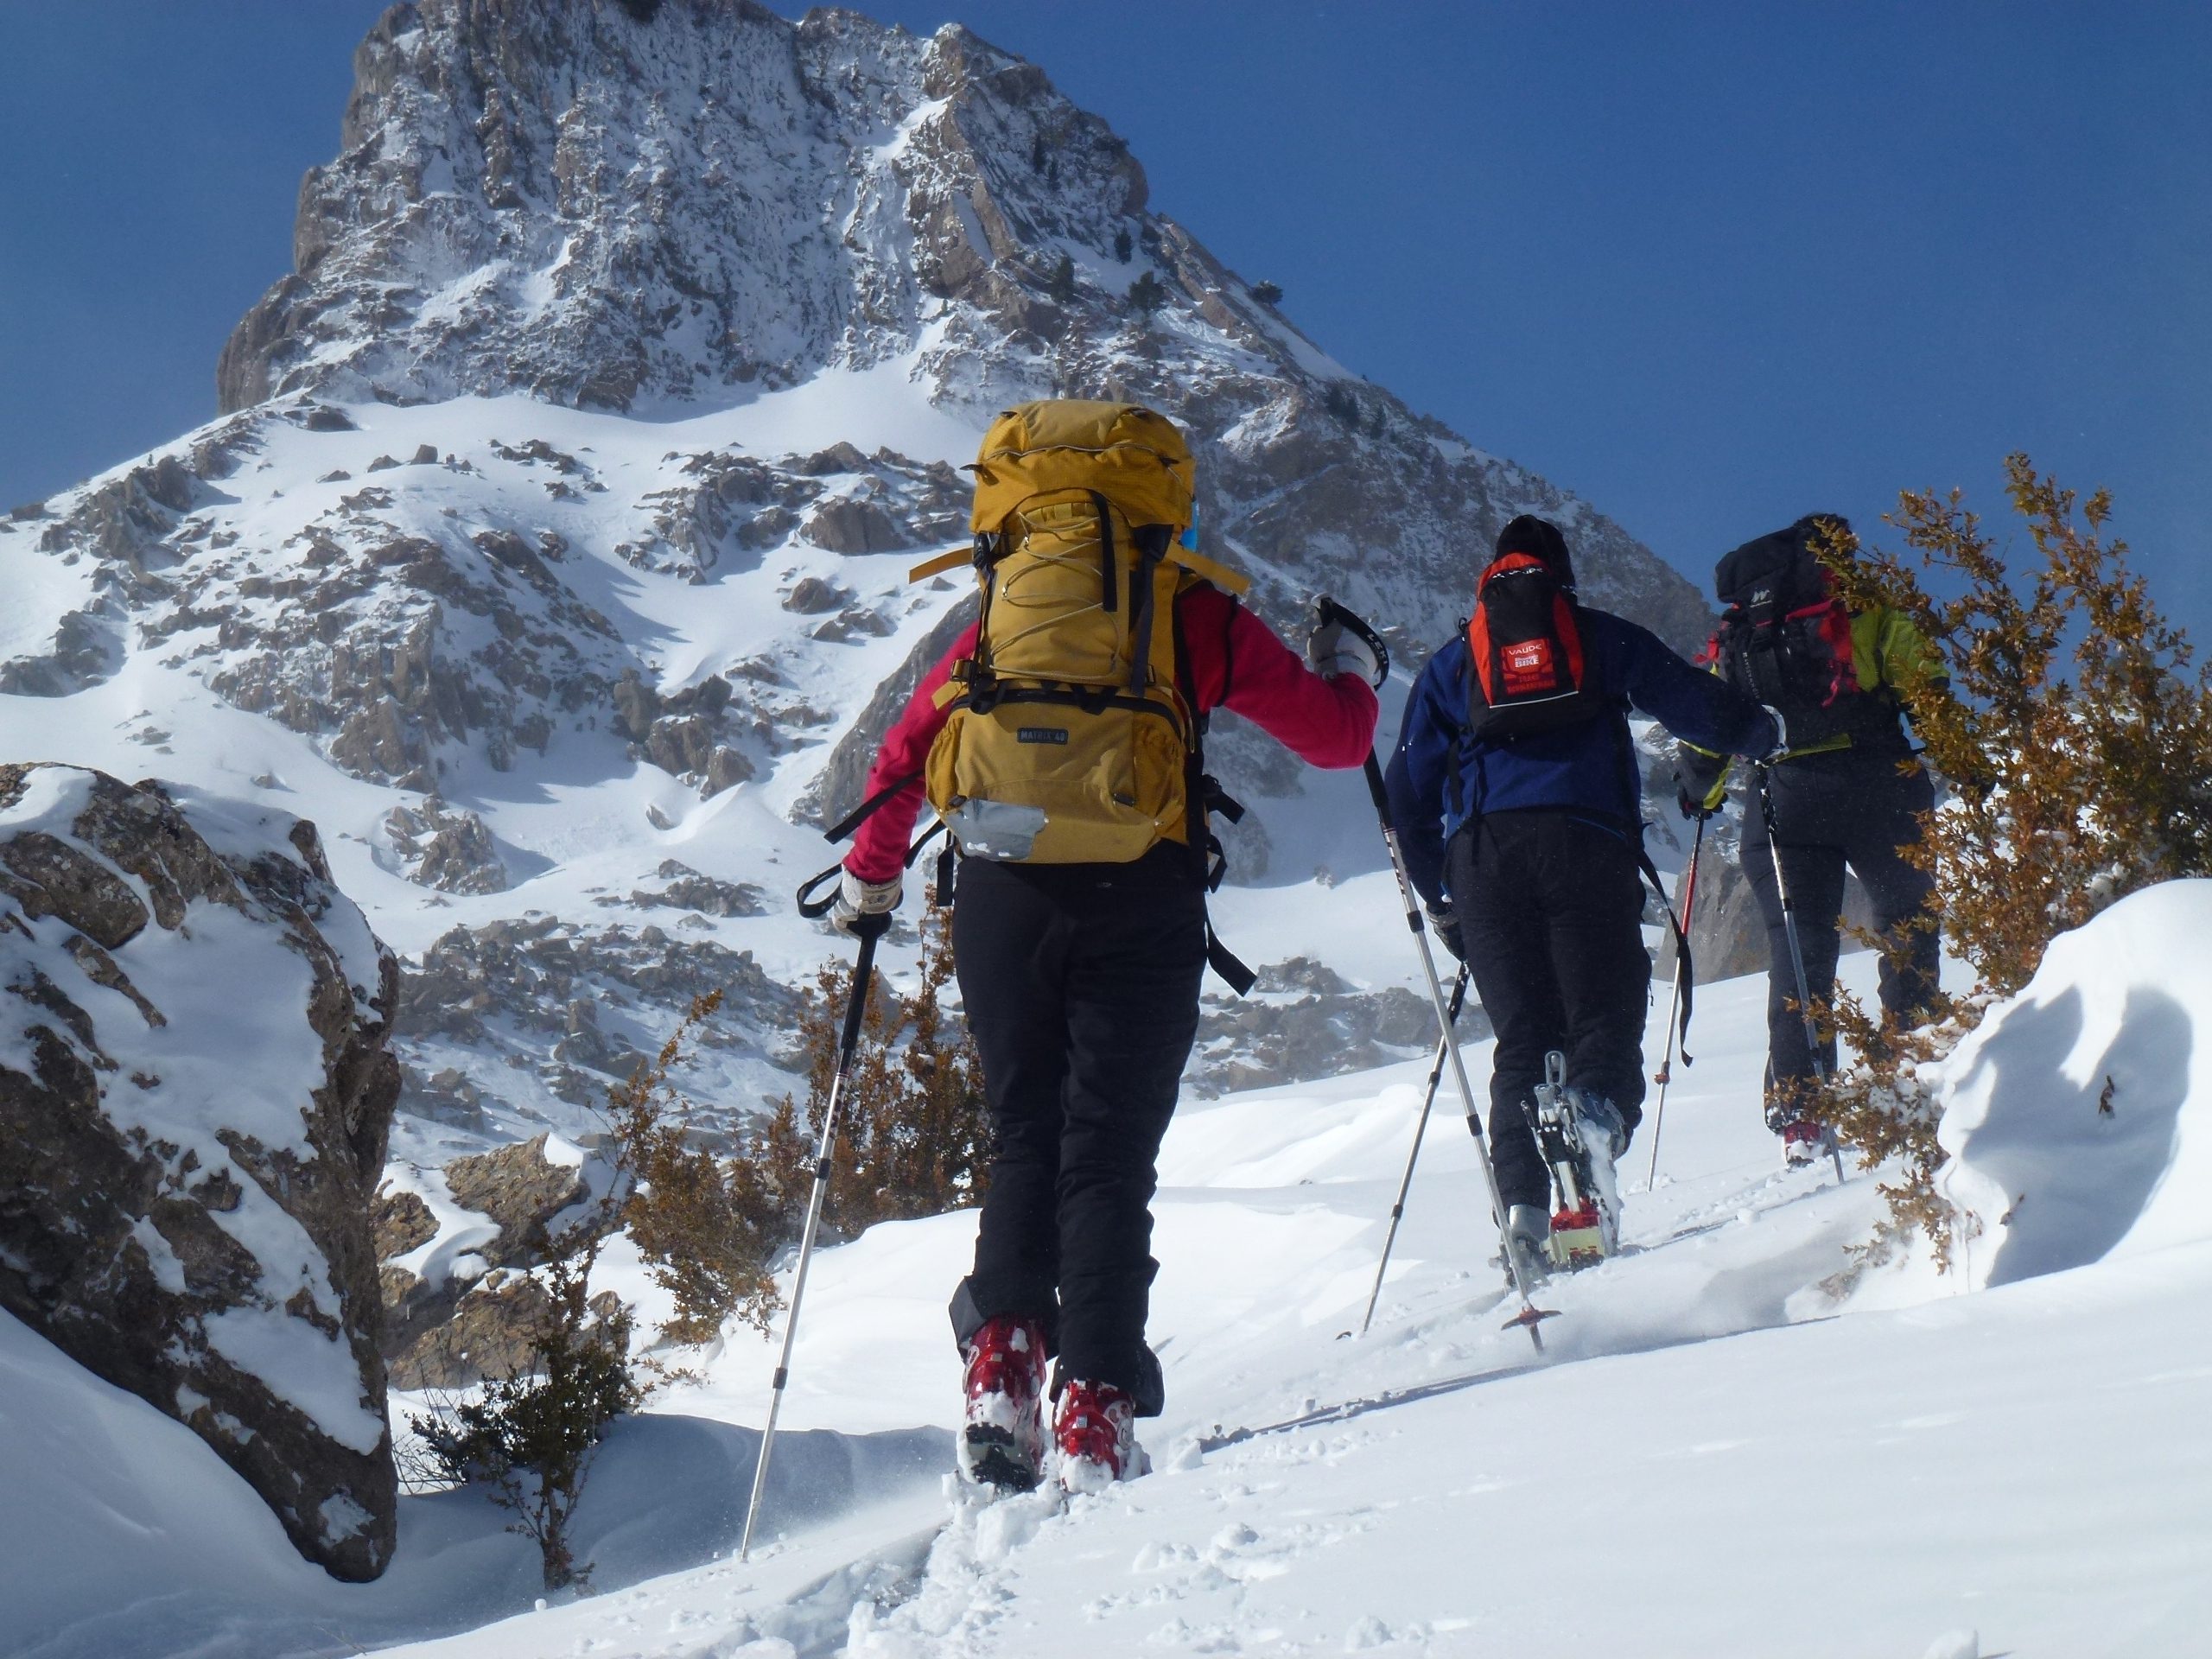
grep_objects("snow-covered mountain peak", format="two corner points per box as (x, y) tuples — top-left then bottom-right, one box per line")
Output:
(218, 0), (1145, 418)
(216, 0), (1709, 647)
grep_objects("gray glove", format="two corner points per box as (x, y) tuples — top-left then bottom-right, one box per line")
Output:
(1306, 612), (1384, 688)
(830, 868), (901, 934)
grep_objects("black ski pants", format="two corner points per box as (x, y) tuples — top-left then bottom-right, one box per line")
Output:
(1446, 810), (1651, 1213)
(948, 847), (1205, 1413)
(1741, 751), (1939, 1097)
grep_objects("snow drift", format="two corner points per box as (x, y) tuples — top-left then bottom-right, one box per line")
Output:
(1938, 879), (2212, 1288)
(0, 1301), (945, 1659)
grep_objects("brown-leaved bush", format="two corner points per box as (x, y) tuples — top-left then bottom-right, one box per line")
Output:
(1807, 455), (2212, 1268)
(613, 990), (785, 1346)
(755, 903), (992, 1239)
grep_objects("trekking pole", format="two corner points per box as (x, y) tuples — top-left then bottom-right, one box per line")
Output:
(1642, 817), (1705, 1189)
(738, 905), (892, 1561)
(1356, 963), (1471, 1338)
(1755, 766), (1847, 1184)
(1361, 753), (1554, 1351)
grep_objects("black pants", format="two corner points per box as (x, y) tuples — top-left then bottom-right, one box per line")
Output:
(1446, 810), (1652, 1212)
(948, 847), (1205, 1411)
(1740, 752), (1939, 1096)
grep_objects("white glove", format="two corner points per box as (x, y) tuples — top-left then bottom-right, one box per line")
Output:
(1306, 618), (1382, 688)
(830, 868), (901, 933)
(1758, 704), (1790, 762)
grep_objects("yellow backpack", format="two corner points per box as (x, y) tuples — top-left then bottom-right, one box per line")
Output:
(908, 400), (1249, 865)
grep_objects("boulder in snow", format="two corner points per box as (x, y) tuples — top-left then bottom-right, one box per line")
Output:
(0, 765), (402, 1580)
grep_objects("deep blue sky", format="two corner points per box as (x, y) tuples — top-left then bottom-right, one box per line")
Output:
(3, 2), (2206, 631)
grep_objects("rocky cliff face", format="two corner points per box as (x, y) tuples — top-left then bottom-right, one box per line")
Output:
(219, 0), (1707, 652)
(0, 766), (401, 1580)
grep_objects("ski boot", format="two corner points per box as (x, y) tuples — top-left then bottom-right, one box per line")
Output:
(1502, 1203), (1554, 1289)
(1764, 1083), (1838, 1170)
(1780, 1118), (1839, 1168)
(958, 1314), (1047, 1492)
(1053, 1377), (1147, 1496)
(1525, 1052), (1626, 1270)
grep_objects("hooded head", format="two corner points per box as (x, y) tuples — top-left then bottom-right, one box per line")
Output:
(1714, 512), (1854, 606)
(1496, 514), (1575, 589)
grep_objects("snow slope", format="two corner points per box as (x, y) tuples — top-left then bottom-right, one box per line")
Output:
(14, 893), (2212, 1657)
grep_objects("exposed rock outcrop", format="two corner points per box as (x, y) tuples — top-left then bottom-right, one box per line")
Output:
(375, 1133), (608, 1387)
(214, 0), (1707, 670)
(393, 914), (799, 1142)
(1188, 957), (1463, 1098)
(0, 765), (401, 1580)
(383, 795), (507, 893)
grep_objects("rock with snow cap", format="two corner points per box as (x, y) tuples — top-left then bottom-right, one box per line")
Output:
(0, 764), (401, 1580)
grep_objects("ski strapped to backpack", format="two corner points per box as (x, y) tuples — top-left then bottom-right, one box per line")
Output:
(814, 399), (1259, 994)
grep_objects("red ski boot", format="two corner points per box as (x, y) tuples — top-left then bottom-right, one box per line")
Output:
(958, 1315), (1046, 1492)
(1780, 1118), (1834, 1168)
(1053, 1377), (1146, 1496)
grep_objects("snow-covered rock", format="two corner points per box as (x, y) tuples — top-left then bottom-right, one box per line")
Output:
(1936, 879), (2212, 1289)
(0, 764), (401, 1580)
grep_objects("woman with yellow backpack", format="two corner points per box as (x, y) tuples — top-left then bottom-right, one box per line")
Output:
(829, 400), (1382, 1495)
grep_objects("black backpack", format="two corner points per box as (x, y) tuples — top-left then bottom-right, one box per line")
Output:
(1709, 519), (1864, 748)
(1465, 550), (1606, 740)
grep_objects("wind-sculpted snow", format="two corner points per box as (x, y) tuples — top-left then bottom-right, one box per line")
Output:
(1934, 880), (2212, 1289)
(10, 926), (2212, 1651)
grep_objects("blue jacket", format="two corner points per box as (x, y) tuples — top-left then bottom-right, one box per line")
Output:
(1385, 607), (1776, 909)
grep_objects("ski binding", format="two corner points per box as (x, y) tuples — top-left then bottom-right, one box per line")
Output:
(1526, 1051), (1618, 1270)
